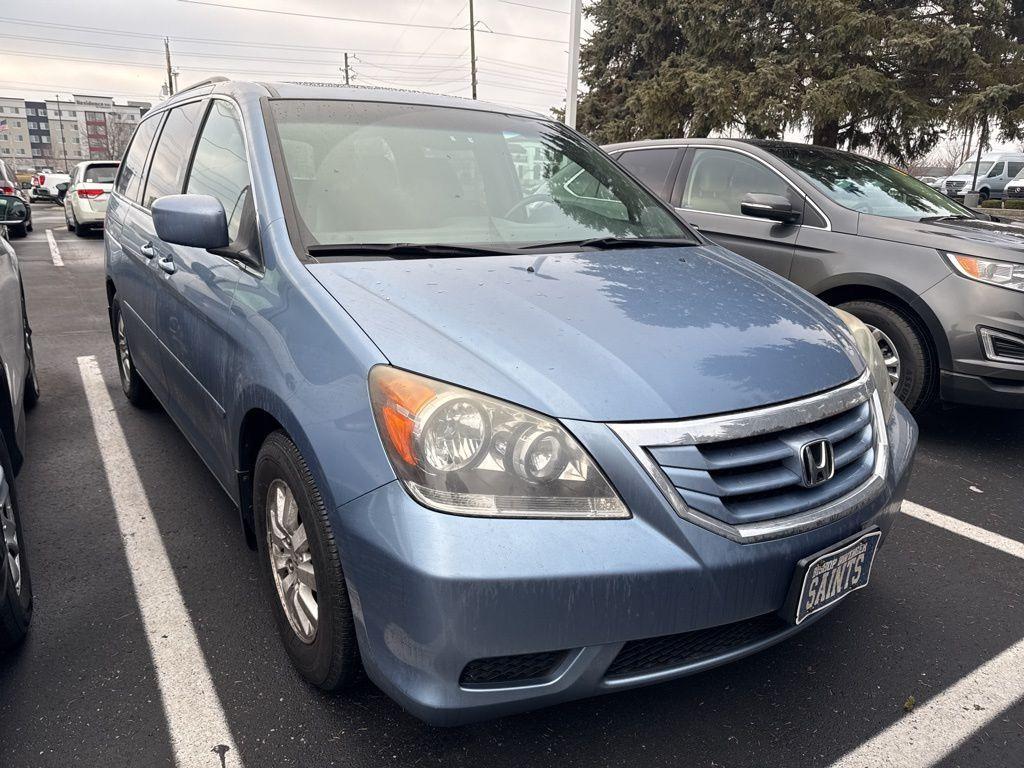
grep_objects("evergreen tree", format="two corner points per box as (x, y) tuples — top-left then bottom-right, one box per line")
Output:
(577, 1), (1024, 162)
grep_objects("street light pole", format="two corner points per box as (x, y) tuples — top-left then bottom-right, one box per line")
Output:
(468, 0), (478, 99)
(565, 0), (583, 128)
(54, 94), (69, 173)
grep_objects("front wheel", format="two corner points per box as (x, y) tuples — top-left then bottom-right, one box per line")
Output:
(8, 223), (27, 239)
(839, 300), (936, 413)
(254, 431), (359, 692)
(0, 438), (33, 651)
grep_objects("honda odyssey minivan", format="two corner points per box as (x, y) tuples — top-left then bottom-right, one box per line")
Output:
(105, 79), (916, 724)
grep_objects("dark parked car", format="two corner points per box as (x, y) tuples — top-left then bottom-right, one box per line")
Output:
(105, 80), (915, 724)
(0, 161), (32, 239)
(604, 138), (1024, 412)
(0, 194), (40, 650)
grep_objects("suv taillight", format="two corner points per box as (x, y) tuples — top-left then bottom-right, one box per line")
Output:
(76, 188), (105, 199)
(37, 174), (45, 186)
(0, 185), (13, 196)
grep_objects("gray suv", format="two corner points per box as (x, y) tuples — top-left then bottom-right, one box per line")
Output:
(605, 138), (1024, 412)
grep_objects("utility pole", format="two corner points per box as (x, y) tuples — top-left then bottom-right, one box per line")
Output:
(54, 94), (69, 173)
(565, 0), (582, 128)
(344, 52), (351, 85)
(468, 0), (478, 99)
(164, 37), (174, 96)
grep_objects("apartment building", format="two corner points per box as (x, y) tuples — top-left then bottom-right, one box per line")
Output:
(0, 97), (33, 168)
(0, 94), (151, 172)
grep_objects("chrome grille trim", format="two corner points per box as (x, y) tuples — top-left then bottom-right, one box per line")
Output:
(609, 370), (888, 543)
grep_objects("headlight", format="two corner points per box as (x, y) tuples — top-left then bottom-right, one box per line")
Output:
(833, 309), (896, 419)
(946, 252), (1024, 292)
(369, 366), (629, 519)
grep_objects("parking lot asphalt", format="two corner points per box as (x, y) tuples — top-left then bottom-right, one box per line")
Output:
(1, 207), (1022, 768)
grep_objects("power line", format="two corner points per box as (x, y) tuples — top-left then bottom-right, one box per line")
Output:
(2, 18), (468, 58)
(497, 0), (567, 13)
(176, 0), (566, 43)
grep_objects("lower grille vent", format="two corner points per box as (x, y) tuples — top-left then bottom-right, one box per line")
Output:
(604, 614), (786, 679)
(460, 650), (568, 688)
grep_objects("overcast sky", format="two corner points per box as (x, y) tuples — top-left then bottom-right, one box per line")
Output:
(1, 0), (582, 114)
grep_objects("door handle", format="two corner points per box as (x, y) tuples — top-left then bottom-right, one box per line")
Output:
(157, 255), (176, 274)
(140, 242), (155, 258)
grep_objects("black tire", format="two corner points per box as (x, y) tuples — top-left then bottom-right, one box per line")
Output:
(73, 212), (87, 238)
(839, 299), (936, 413)
(66, 209), (75, 232)
(8, 222), (27, 239)
(254, 431), (359, 692)
(26, 220), (33, 233)
(0, 437), (33, 651)
(111, 297), (154, 408)
(21, 295), (39, 411)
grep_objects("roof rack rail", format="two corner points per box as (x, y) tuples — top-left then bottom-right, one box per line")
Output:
(173, 76), (229, 96)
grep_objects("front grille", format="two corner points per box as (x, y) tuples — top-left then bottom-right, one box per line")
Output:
(604, 614), (787, 679)
(649, 401), (875, 527)
(460, 650), (569, 688)
(945, 180), (966, 191)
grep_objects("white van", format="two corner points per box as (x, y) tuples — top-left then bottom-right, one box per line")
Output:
(942, 153), (1024, 201)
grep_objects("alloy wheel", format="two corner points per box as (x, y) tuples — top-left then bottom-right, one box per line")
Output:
(866, 323), (901, 388)
(0, 481), (22, 596)
(116, 311), (132, 387)
(266, 479), (318, 644)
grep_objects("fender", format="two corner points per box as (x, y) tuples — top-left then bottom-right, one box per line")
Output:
(810, 272), (953, 370)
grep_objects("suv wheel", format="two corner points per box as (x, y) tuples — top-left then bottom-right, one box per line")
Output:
(8, 222), (27, 239)
(111, 297), (153, 407)
(65, 207), (75, 232)
(0, 438), (33, 651)
(254, 431), (359, 692)
(839, 300), (936, 413)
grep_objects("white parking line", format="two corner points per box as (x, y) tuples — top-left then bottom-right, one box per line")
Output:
(903, 501), (1024, 560)
(45, 229), (63, 266)
(77, 356), (241, 767)
(827, 637), (1024, 768)
(828, 502), (1024, 767)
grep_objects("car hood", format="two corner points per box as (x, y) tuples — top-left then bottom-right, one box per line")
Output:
(859, 213), (1024, 264)
(308, 245), (862, 421)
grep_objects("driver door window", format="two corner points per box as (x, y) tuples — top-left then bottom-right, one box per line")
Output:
(680, 148), (794, 217)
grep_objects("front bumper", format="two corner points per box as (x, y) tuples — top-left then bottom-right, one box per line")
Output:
(922, 274), (1024, 408)
(335, 401), (917, 725)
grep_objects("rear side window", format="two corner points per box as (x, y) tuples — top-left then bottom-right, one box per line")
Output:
(115, 116), (161, 202)
(143, 101), (204, 208)
(616, 148), (678, 197)
(185, 100), (250, 242)
(1009, 162), (1024, 178)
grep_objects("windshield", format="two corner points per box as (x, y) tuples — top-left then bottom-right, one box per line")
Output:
(763, 145), (972, 221)
(953, 160), (993, 176)
(270, 99), (691, 251)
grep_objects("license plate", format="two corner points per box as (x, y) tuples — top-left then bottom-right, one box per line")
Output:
(789, 529), (881, 625)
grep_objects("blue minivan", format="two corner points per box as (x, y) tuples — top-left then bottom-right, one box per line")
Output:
(104, 79), (917, 725)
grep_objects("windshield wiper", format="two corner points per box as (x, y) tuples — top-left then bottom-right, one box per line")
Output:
(517, 236), (696, 251)
(918, 214), (974, 222)
(307, 242), (521, 258)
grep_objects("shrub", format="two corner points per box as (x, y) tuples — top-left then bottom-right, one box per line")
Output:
(980, 199), (1003, 208)
(1003, 199), (1024, 210)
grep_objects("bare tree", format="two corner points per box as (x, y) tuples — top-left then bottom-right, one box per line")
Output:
(101, 113), (137, 160)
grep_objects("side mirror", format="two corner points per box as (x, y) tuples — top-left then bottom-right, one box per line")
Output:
(152, 194), (230, 250)
(0, 195), (28, 225)
(740, 193), (800, 224)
